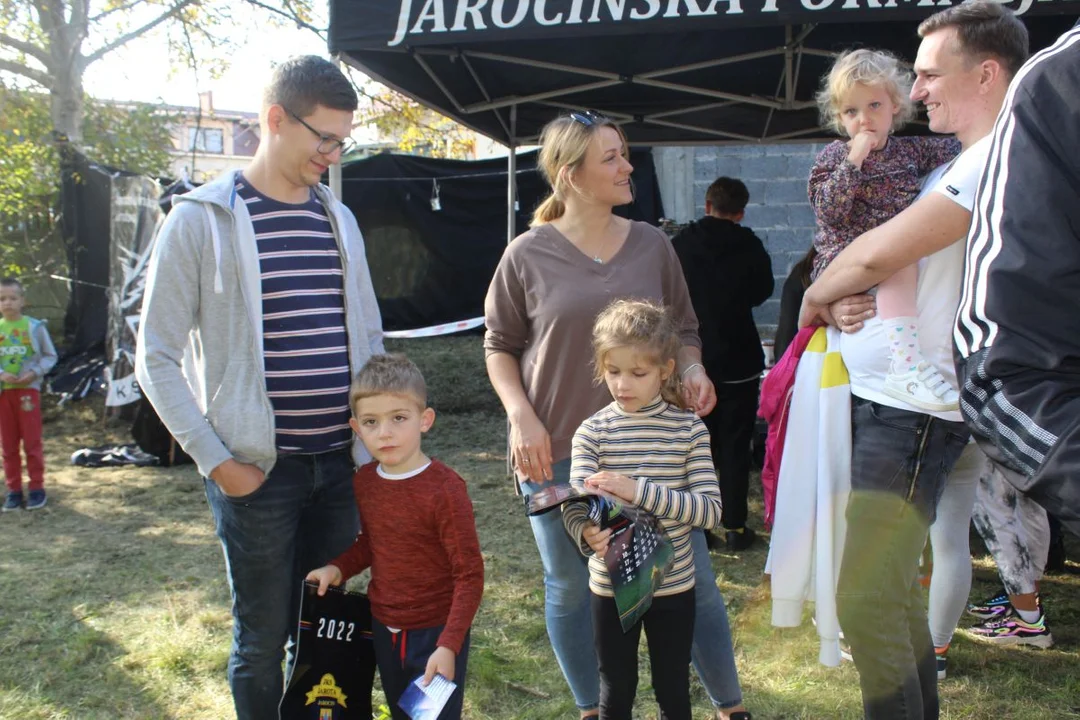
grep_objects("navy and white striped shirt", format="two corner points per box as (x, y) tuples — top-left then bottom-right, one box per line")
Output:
(236, 178), (352, 453)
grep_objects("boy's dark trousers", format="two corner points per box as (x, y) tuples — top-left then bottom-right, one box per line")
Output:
(701, 379), (759, 530)
(591, 590), (695, 720)
(0, 388), (44, 492)
(372, 620), (471, 720)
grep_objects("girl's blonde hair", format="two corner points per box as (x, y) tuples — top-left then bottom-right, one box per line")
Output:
(530, 113), (629, 227)
(591, 299), (686, 409)
(815, 48), (916, 136)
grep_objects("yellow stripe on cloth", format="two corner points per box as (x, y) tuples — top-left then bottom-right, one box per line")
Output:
(806, 327), (849, 389)
(821, 352), (849, 389)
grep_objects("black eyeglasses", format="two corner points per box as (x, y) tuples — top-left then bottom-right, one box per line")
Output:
(284, 108), (357, 156)
(568, 110), (608, 127)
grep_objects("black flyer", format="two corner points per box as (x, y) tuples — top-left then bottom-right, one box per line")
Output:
(280, 581), (377, 720)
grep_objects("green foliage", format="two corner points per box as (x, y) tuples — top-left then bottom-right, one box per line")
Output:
(83, 100), (177, 179)
(0, 83), (57, 219)
(0, 81), (176, 279)
(357, 83), (477, 159)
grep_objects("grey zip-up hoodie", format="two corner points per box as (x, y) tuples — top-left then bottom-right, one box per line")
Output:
(2, 317), (57, 391)
(135, 171), (384, 478)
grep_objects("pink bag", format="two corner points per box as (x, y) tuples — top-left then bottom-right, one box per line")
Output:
(758, 326), (817, 530)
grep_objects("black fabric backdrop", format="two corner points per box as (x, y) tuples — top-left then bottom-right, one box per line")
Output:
(61, 153), (112, 356)
(340, 148), (662, 330)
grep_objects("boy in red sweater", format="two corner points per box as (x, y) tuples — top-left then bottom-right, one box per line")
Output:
(306, 353), (484, 719)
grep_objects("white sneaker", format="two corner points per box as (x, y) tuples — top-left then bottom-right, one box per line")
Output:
(883, 362), (960, 412)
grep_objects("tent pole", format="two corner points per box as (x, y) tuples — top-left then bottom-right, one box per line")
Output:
(506, 105), (518, 479)
(330, 55), (344, 200)
(330, 162), (342, 200)
(507, 105), (518, 246)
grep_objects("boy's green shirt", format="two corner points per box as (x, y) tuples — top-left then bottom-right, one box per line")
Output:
(0, 316), (33, 388)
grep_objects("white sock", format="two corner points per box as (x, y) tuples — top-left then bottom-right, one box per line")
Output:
(885, 316), (922, 374)
(1016, 606), (1041, 624)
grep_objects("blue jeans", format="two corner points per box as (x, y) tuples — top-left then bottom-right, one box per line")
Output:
(525, 459), (744, 711)
(204, 448), (360, 720)
(837, 399), (968, 720)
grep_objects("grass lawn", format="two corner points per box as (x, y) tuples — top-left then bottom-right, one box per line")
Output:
(1, 334), (1078, 719)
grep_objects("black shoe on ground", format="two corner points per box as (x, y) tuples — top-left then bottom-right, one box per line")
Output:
(26, 489), (46, 510)
(727, 712), (752, 720)
(726, 527), (757, 551)
(705, 530), (725, 551)
(2, 491), (23, 512)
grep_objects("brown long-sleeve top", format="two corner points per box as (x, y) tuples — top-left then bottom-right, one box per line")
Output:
(483, 220), (700, 465)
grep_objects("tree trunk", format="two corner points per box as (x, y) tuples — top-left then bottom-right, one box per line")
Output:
(50, 63), (84, 145)
(45, 0), (88, 146)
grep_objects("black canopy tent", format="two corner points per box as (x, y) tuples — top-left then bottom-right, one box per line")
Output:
(328, 0), (1077, 252)
(328, 0), (1076, 148)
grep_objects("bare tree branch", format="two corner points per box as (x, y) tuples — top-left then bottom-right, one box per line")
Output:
(88, 0), (150, 25)
(0, 57), (53, 87)
(243, 0), (326, 39)
(0, 32), (52, 68)
(33, 0), (56, 40)
(71, 0), (89, 35)
(82, 0), (201, 66)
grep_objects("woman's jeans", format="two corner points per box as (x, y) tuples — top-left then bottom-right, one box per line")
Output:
(524, 458), (744, 711)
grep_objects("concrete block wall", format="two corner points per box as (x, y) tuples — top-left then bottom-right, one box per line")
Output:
(655, 142), (827, 339)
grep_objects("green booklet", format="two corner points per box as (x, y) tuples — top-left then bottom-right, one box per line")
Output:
(588, 495), (676, 632)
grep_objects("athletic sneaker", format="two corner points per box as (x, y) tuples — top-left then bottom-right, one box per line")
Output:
(967, 589), (1012, 621)
(883, 361), (959, 412)
(935, 646), (949, 680)
(966, 613), (1054, 648)
(2, 491), (23, 512)
(26, 489), (47, 510)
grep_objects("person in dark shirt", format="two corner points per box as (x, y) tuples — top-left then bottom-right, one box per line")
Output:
(955, 21), (1080, 535)
(672, 177), (774, 551)
(773, 246), (816, 362)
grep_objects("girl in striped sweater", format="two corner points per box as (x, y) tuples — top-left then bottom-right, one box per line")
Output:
(563, 299), (729, 720)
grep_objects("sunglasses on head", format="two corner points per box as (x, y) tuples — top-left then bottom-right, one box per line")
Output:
(568, 110), (608, 127)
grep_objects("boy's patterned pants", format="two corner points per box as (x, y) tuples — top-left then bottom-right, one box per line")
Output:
(0, 389), (45, 492)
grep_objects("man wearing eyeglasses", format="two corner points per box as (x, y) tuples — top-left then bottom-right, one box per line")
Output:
(135, 55), (383, 719)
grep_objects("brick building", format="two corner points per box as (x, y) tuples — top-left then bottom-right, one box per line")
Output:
(653, 143), (824, 339)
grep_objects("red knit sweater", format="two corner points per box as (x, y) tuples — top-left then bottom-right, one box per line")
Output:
(329, 460), (484, 654)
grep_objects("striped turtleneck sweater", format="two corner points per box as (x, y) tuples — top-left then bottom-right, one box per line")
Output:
(563, 396), (723, 598)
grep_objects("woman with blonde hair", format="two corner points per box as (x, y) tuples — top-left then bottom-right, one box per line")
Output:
(484, 111), (750, 720)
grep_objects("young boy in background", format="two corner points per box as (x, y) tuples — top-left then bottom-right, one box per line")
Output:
(307, 354), (484, 719)
(1, 278), (58, 512)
